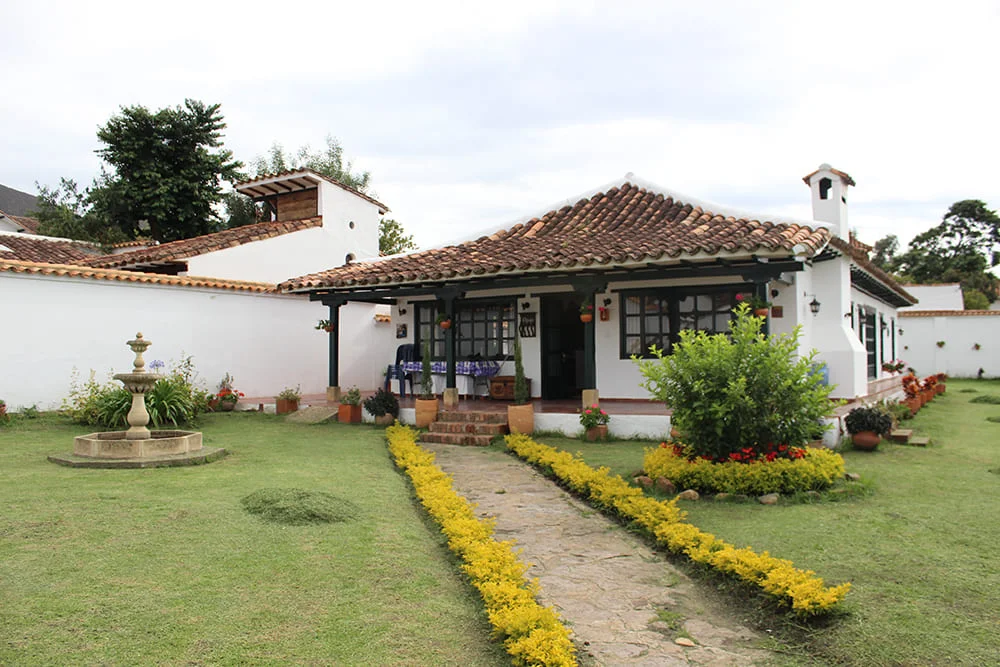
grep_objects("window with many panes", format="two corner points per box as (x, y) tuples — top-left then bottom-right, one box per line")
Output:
(620, 287), (753, 358)
(415, 299), (515, 360)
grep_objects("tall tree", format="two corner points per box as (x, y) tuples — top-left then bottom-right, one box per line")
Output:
(32, 178), (128, 246)
(93, 99), (242, 242)
(379, 218), (417, 255)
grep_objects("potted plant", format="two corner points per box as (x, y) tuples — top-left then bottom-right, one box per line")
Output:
(338, 386), (363, 423)
(748, 295), (772, 317)
(844, 406), (892, 451)
(435, 313), (452, 330)
(901, 373), (921, 416)
(579, 403), (610, 441)
(363, 388), (399, 426)
(507, 336), (534, 434)
(316, 319), (333, 333)
(579, 301), (594, 323)
(216, 374), (244, 411)
(0, 399), (8, 425)
(415, 339), (438, 428)
(275, 385), (301, 415)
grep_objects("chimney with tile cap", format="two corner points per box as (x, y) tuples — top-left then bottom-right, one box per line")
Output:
(802, 163), (855, 239)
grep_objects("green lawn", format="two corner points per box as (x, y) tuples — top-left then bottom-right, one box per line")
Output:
(0, 413), (507, 666)
(536, 379), (1000, 666)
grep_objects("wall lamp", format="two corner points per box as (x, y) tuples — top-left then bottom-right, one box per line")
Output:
(602, 298), (612, 307)
(398, 307), (407, 315)
(804, 293), (821, 315)
(521, 301), (531, 310)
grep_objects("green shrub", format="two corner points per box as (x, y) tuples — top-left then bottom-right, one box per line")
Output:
(634, 304), (836, 461)
(363, 388), (399, 417)
(844, 407), (893, 436)
(0, 400), (8, 426)
(241, 488), (360, 525)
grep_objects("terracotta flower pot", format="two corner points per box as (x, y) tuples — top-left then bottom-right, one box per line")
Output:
(374, 414), (395, 426)
(208, 398), (220, 412)
(851, 431), (881, 451)
(579, 313), (593, 323)
(439, 320), (452, 330)
(754, 308), (770, 317)
(415, 398), (438, 428)
(936, 383), (946, 395)
(219, 401), (236, 412)
(276, 398), (298, 415)
(585, 425), (609, 441)
(338, 403), (362, 424)
(905, 398), (920, 416)
(507, 403), (534, 434)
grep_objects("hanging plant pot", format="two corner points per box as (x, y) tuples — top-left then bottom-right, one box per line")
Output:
(580, 313), (594, 323)
(323, 326), (334, 333)
(439, 319), (452, 330)
(754, 308), (770, 318)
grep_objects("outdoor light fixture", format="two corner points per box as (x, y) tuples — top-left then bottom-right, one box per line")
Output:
(602, 298), (612, 306)
(809, 298), (821, 315)
(522, 301), (531, 310)
(398, 307), (407, 315)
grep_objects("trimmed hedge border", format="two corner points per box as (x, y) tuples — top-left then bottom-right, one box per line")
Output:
(505, 433), (850, 616)
(386, 424), (577, 666)
(643, 446), (846, 495)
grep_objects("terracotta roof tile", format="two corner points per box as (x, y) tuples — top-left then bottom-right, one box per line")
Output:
(235, 169), (389, 213)
(828, 237), (916, 304)
(899, 309), (1000, 317)
(78, 217), (322, 269)
(0, 211), (41, 233)
(0, 258), (275, 292)
(0, 232), (100, 264)
(279, 181), (831, 292)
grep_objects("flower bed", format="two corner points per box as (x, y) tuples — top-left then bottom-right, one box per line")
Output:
(505, 433), (850, 616)
(644, 444), (845, 495)
(386, 425), (576, 666)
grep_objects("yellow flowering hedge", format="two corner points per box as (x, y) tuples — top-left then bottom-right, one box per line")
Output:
(643, 446), (845, 495)
(386, 424), (577, 667)
(505, 433), (850, 616)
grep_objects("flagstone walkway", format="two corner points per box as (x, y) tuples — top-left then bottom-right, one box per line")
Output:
(422, 442), (775, 667)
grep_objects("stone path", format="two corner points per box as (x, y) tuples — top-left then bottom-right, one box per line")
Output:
(422, 443), (774, 667)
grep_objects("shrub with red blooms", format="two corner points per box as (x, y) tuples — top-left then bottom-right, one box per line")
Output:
(660, 440), (806, 464)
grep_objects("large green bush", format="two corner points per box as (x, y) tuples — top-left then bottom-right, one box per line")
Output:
(634, 304), (835, 460)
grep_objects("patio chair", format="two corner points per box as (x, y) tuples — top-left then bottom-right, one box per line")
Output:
(385, 343), (417, 397)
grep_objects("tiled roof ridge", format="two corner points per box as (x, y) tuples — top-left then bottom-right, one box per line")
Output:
(234, 168), (389, 212)
(828, 237), (916, 304)
(899, 282), (963, 288)
(0, 228), (99, 247)
(0, 211), (42, 233)
(899, 309), (1000, 317)
(0, 258), (276, 292)
(79, 217), (323, 269)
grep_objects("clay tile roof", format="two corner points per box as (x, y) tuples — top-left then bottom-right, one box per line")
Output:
(1, 211), (41, 233)
(279, 179), (832, 292)
(899, 309), (1000, 317)
(235, 169), (390, 213)
(0, 232), (101, 264)
(801, 166), (856, 187)
(828, 237), (916, 305)
(77, 217), (322, 269)
(0, 258), (275, 292)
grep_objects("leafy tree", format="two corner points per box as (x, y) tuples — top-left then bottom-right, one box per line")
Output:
(93, 99), (242, 242)
(964, 289), (990, 310)
(32, 178), (128, 246)
(379, 218), (417, 255)
(870, 234), (899, 272)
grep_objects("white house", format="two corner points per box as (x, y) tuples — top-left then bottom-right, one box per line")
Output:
(280, 164), (917, 407)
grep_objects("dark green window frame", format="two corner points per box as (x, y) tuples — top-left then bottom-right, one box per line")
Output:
(414, 298), (516, 361)
(619, 285), (754, 358)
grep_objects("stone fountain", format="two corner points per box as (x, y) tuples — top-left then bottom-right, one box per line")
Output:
(49, 333), (225, 468)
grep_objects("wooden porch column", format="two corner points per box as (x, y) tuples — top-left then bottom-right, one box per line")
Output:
(572, 281), (605, 409)
(437, 290), (460, 408)
(755, 282), (770, 336)
(324, 297), (346, 402)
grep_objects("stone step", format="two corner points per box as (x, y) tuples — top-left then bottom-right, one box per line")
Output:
(889, 429), (913, 443)
(906, 436), (930, 447)
(420, 432), (495, 447)
(437, 410), (509, 424)
(429, 421), (509, 436)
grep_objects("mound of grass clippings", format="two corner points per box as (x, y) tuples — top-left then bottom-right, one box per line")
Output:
(986, 416), (1000, 424)
(970, 395), (1000, 405)
(241, 488), (360, 525)
(959, 388), (979, 393)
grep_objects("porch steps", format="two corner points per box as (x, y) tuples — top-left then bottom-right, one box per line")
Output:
(889, 429), (914, 443)
(419, 410), (509, 447)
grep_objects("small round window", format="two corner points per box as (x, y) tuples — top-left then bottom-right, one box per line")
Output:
(345, 253), (355, 264)
(348, 221), (355, 229)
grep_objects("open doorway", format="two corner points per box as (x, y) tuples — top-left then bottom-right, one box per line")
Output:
(540, 293), (585, 400)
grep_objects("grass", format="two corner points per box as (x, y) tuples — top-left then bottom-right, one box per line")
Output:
(536, 379), (1000, 666)
(0, 413), (507, 666)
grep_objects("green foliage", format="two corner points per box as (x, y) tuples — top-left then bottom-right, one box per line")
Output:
(363, 388), (399, 417)
(379, 218), (417, 255)
(964, 289), (990, 310)
(31, 178), (129, 245)
(844, 407), (893, 436)
(253, 136), (371, 192)
(339, 387), (361, 406)
(420, 338), (434, 399)
(513, 336), (529, 405)
(275, 386), (301, 402)
(241, 488), (360, 525)
(579, 404), (609, 429)
(0, 400), (8, 426)
(870, 234), (899, 271)
(634, 304), (835, 460)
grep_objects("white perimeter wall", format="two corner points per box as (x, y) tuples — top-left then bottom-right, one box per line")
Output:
(897, 313), (1000, 377)
(0, 272), (393, 410)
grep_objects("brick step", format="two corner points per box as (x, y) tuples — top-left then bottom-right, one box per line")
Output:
(420, 432), (495, 447)
(889, 429), (913, 443)
(429, 421), (509, 435)
(905, 436), (930, 447)
(436, 410), (509, 424)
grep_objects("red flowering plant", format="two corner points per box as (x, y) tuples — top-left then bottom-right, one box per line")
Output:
(659, 439), (807, 464)
(216, 373), (244, 405)
(901, 374), (920, 398)
(579, 404), (610, 429)
(921, 375), (938, 391)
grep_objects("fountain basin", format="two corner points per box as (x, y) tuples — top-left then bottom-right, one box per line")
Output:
(73, 430), (203, 458)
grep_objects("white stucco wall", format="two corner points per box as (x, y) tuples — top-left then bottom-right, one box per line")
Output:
(317, 181), (382, 262)
(897, 313), (1000, 377)
(0, 272), (392, 410)
(899, 284), (963, 311)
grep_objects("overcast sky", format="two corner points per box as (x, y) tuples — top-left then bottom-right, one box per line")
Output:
(2, 0), (998, 250)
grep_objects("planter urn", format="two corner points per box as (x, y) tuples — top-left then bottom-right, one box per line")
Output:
(507, 403), (535, 434)
(276, 398), (298, 415)
(754, 308), (770, 317)
(585, 425), (609, 441)
(373, 414), (395, 426)
(439, 319), (452, 330)
(851, 431), (881, 451)
(579, 313), (593, 323)
(415, 397), (439, 428)
(338, 404), (363, 424)
(219, 401), (236, 412)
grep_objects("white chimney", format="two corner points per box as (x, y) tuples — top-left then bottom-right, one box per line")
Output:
(802, 163), (855, 239)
